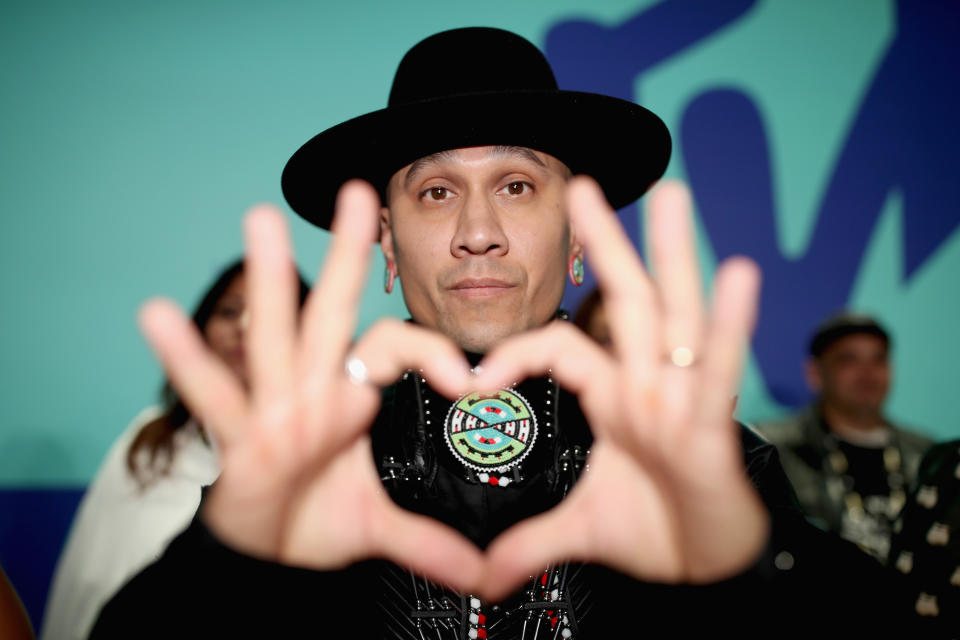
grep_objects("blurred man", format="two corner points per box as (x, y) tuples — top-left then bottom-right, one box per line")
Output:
(757, 313), (932, 561)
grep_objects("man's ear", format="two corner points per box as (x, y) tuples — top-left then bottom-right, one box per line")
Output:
(379, 206), (396, 265)
(805, 358), (823, 393)
(568, 221), (584, 261)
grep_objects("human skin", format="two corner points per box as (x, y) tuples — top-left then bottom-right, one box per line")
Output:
(138, 164), (768, 599)
(380, 146), (578, 354)
(806, 333), (891, 430)
(203, 273), (248, 387)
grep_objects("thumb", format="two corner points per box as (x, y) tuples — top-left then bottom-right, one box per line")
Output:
(370, 501), (486, 595)
(480, 494), (593, 602)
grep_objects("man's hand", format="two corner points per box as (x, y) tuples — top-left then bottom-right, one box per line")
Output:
(138, 181), (485, 591)
(474, 177), (769, 600)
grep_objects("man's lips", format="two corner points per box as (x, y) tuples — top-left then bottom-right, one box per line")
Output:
(448, 278), (517, 297)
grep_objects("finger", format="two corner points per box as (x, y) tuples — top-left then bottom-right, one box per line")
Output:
(646, 182), (704, 430)
(346, 319), (474, 398)
(371, 502), (485, 594)
(695, 257), (760, 435)
(298, 321), (474, 458)
(299, 181), (380, 381)
(567, 177), (659, 386)
(139, 299), (248, 449)
(647, 181), (705, 359)
(245, 206), (299, 405)
(472, 322), (617, 430)
(481, 495), (593, 602)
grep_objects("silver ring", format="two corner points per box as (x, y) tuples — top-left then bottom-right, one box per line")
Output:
(344, 356), (370, 385)
(667, 346), (696, 368)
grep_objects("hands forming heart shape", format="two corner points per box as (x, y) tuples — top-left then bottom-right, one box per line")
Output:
(139, 176), (768, 601)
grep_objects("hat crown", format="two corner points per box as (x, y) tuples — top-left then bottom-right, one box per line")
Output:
(388, 27), (559, 107)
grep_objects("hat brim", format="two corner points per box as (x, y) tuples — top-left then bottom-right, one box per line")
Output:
(281, 90), (671, 229)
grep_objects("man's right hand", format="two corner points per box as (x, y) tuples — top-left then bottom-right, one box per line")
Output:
(138, 181), (485, 591)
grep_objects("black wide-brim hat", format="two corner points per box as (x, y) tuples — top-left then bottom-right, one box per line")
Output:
(282, 27), (671, 229)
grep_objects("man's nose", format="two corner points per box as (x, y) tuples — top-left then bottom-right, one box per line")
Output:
(450, 193), (509, 257)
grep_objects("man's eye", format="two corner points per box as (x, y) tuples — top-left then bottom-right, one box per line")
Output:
(506, 182), (528, 195)
(424, 186), (448, 201)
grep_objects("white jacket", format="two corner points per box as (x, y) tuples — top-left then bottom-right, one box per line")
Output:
(41, 407), (219, 640)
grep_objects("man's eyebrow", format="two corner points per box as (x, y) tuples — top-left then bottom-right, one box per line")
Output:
(402, 146), (548, 189)
(403, 150), (458, 189)
(491, 145), (547, 168)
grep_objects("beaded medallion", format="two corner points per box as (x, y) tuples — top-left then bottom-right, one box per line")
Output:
(443, 388), (538, 483)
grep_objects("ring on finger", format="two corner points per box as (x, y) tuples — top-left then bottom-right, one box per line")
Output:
(666, 346), (696, 368)
(344, 355), (372, 385)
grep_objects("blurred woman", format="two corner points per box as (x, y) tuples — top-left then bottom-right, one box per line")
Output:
(41, 259), (309, 640)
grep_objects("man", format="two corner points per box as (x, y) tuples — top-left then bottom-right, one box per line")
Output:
(92, 28), (901, 637)
(757, 313), (932, 561)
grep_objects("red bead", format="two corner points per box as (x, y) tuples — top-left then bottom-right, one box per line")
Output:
(489, 476), (499, 486)
(478, 614), (486, 625)
(541, 573), (548, 585)
(550, 617), (558, 629)
(478, 629), (487, 639)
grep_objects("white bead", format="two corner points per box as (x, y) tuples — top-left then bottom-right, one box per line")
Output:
(917, 485), (938, 508)
(928, 522), (950, 546)
(469, 629), (478, 639)
(915, 593), (939, 616)
(774, 551), (794, 571)
(478, 473), (489, 483)
(561, 629), (572, 638)
(550, 588), (559, 600)
(896, 551), (914, 574)
(470, 597), (481, 609)
(499, 477), (511, 487)
(469, 613), (479, 624)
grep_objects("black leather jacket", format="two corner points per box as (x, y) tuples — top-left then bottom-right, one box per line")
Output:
(92, 377), (908, 638)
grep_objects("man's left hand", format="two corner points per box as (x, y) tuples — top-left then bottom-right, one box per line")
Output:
(473, 178), (769, 600)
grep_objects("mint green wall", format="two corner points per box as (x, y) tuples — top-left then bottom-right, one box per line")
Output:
(1, 0), (956, 485)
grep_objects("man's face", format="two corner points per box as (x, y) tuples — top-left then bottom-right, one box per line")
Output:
(381, 145), (578, 353)
(807, 333), (891, 417)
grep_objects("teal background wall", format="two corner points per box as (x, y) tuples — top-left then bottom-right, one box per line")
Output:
(2, 0), (957, 488)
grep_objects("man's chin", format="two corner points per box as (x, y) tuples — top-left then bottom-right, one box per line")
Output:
(446, 320), (523, 355)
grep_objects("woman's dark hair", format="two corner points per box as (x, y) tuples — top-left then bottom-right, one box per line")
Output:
(126, 258), (311, 484)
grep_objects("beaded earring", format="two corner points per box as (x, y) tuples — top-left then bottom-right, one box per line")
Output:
(384, 262), (396, 294)
(569, 254), (584, 286)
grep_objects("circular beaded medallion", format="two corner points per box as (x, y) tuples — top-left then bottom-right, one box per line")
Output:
(444, 389), (538, 473)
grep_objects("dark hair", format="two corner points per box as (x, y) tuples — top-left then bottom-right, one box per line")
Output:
(808, 312), (891, 358)
(126, 258), (311, 485)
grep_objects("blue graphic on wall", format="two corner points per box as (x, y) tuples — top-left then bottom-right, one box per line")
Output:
(553, 0), (960, 407)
